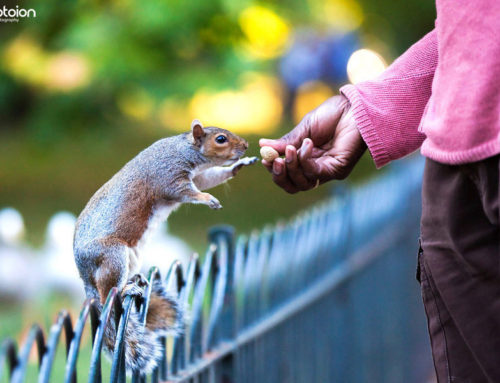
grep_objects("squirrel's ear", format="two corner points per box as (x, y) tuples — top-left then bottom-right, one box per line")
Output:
(191, 119), (205, 141)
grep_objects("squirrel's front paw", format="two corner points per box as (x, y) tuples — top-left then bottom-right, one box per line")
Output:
(208, 196), (223, 210)
(232, 156), (258, 175)
(239, 156), (258, 166)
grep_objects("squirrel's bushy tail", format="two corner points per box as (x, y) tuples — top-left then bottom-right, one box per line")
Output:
(101, 281), (184, 374)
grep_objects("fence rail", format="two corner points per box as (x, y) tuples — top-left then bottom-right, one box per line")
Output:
(0, 158), (431, 383)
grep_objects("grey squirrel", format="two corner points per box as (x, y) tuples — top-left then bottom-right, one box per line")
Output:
(73, 119), (257, 373)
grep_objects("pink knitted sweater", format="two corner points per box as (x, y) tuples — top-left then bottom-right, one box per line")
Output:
(340, 1), (500, 168)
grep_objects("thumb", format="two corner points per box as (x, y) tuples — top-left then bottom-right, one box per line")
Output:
(259, 138), (287, 154)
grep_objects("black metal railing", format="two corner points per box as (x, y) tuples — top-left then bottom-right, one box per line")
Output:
(0, 158), (431, 383)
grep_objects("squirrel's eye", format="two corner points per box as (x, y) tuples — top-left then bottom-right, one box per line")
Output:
(215, 135), (227, 144)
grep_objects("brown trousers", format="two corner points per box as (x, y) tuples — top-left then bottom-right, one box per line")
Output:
(419, 156), (500, 383)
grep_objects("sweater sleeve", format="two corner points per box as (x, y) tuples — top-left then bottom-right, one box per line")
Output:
(340, 30), (438, 168)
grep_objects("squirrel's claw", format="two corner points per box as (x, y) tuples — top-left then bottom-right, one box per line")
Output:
(130, 273), (149, 288)
(239, 156), (258, 166)
(208, 196), (223, 210)
(123, 274), (149, 298)
(122, 283), (144, 298)
(231, 156), (258, 175)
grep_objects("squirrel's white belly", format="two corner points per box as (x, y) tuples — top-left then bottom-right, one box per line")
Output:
(128, 202), (180, 277)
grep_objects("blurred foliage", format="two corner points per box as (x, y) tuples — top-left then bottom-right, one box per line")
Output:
(0, 0), (434, 246)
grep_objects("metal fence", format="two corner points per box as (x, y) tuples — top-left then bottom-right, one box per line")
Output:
(0, 158), (431, 383)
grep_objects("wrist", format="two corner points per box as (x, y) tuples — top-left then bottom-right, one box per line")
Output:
(339, 84), (389, 168)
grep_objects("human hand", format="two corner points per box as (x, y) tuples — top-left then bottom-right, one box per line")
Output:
(259, 95), (366, 193)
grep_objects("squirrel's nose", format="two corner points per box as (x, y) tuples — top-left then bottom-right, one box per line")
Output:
(242, 140), (249, 150)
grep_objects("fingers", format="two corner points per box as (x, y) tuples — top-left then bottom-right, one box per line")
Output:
(259, 124), (309, 155)
(260, 94), (350, 155)
(265, 144), (318, 194)
(263, 138), (325, 193)
(297, 138), (319, 180)
(285, 145), (314, 190)
(260, 95), (354, 192)
(259, 138), (288, 156)
(271, 158), (299, 194)
(261, 159), (273, 173)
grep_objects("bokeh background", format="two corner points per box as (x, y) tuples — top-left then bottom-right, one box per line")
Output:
(0, 0), (434, 379)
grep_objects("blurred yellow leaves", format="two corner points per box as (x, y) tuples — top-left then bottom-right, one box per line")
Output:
(3, 36), (91, 92)
(46, 53), (91, 92)
(293, 82), (334, 124)
(308, 0), (363, 32)
(188, 73), (283, 134)
(116, 73), (283, 135)
(158, 99), (192, 132)
(239, 5), (291, 59)
(3, 36), (46, 86)
(117, 89), (154, 122)
(347, 48), (387, 84)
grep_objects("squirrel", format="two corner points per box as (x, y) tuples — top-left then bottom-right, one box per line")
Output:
(73, 119), (257, 374)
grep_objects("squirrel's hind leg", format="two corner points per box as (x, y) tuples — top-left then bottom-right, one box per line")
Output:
(86, 241), (163, 374)
(92, 239), (131, 304)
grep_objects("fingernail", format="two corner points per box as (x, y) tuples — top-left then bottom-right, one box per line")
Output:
(259, 138), (273, 146)
(274, 161), (282, 175)
(285, 146), (293, 163)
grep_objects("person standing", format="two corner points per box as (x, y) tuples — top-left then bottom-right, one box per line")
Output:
(260, 1), (500, 382)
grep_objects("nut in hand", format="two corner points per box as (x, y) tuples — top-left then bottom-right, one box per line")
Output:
(260, 146), (279, 162)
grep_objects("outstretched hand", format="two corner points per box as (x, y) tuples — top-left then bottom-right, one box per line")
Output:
(259, 95), (367, 194)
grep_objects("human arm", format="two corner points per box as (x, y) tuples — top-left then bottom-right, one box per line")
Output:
(341, 29), (438, 168)
(260, 29), (438, 192)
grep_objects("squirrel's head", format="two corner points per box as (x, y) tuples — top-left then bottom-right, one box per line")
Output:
(189, 119), (249, 165)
